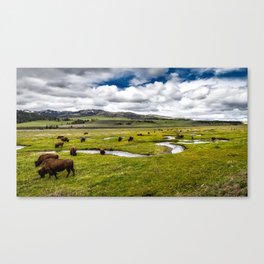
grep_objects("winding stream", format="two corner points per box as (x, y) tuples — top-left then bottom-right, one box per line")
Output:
(156, 142), (185, 154)
(16, 145), (25, 150)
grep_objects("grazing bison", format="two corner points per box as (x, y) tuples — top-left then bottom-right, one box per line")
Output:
(128, 136), (134, 142)
(148, 132), (150, 135)
(70, 147), (77, 156)
(84, 132), (88, 135)
(100, 149), (105, 155)
(137, 133), (143, 136)
(176, 134), (184, 139)
(118, 136), (122, 142)
(35, 153), (59, 167)
(80, 137), (86, 143)
(211, 137), (216, 141)
(57, 135), (64, 139)
(38, 158), (75, 179)
(55, 142), (64, 148)
(61, 137), (69, 142)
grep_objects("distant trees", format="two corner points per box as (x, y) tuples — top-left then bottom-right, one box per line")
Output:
(45, 125), (59, 129)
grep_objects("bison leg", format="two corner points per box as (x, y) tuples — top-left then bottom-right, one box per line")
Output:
(66, 168), (71, 177)
(52, 172), (58, 179)
(71, 167), (75, 176)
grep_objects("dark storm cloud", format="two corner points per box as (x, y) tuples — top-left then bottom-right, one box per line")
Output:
(222, 101), (248, 111)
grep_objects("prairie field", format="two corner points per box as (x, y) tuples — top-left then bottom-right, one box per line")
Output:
(16, 125), (247, 197)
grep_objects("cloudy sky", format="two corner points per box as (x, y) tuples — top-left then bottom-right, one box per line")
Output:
(17, 68), (248, 121)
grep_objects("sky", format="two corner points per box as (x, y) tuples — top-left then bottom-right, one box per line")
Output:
(17, 68), (248, 121)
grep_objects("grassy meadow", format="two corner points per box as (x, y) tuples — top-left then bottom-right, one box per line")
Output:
(16, 124), (247, 197)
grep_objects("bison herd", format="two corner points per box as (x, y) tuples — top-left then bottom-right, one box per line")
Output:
(34, 130), (188, 179)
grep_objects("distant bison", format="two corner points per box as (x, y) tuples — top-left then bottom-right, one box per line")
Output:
(55, 142), (64, 148)
(148, 132), (150, 135)
(118, 136), (122, 142)
(70, 147), (77, 156)
(57, 135), (64, 139)
(211, 137), (216, 141)
(80, 137), (86, 143)
(137, 133), (143, 136)
(61, 137), (69, 142)
(100, 149), (105, 155)
(84, 132), (88, 135)
(38, 158), (75, 179)
(35, 153), (59, 167)
(128, 136), (134, 142)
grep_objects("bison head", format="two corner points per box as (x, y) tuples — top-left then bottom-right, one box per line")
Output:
(38, 168), (46, 178)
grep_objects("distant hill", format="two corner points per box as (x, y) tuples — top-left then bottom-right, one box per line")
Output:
(17, 109), (178, 123)
(17, 110), (58, 123)
(17, 109), (243, 127)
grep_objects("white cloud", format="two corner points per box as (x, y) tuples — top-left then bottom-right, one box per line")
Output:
(17, 68), (248, 121)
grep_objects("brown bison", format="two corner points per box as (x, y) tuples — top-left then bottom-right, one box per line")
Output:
(100, 149), (105, 155)
(70, 147), (77, 156)
(128, 136), (134, 142)
(57, 135), (64, 139)
(55, 142), (64, 148)
(176, 134), (184, 139)
(35, 153), (59, 167)
(118, 136), (122, 142)
(38, 158), (75, 179)
(80, 137), (86, 143)
(137, 133), (143, 136)
(84, 132), (88, 135)
(61, 137), (69, 142)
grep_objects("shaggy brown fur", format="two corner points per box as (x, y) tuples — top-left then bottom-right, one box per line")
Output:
(55, 142), (64, 148)
(35, 153), (59, 167)
(70, 147), (77, 156)
(61, 137), (69, 142)
(38, 159), (75, 179)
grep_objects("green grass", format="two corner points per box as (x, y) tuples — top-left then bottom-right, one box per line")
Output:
(17, 125), (247, 196)
(17, 117), (200, 128)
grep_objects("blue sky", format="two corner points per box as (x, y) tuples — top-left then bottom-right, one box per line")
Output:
(17, 68), (248, 121)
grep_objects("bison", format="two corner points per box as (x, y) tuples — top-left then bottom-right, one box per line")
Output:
(137, 133), (143, 136)
(55, 142), (64, 148)
(80, 137), (86, 143)
(70, 147), (77, 156)
(118, 136), (122, 142)
(128, 136), (134, 142)
(61, 137), (69, 142)
(176, 134), (184, 139)
(57, 135), (64, 139)
(100, 149), (105, 155)
(84, 132), (88, 135)
(35, 153), (59, 167)
(38, 158), (75, 179)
